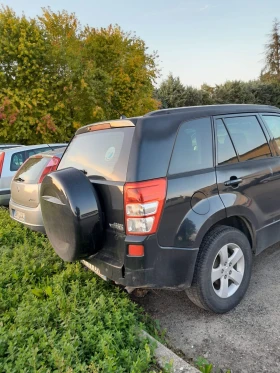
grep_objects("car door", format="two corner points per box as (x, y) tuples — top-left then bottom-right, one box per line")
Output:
(157, 116), (226, 249)
(260, 113), (280, 221)
(214, 114), (280, 253)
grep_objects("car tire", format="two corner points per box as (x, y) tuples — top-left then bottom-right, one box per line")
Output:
(186, 225), (252, 313)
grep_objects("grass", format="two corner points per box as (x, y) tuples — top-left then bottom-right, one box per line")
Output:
(0, 208), (160, 373)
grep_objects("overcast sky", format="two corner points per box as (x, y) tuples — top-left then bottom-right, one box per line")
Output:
(3, 0), (280, 87)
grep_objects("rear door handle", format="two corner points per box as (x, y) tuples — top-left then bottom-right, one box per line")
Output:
(224, 178), (242, 187)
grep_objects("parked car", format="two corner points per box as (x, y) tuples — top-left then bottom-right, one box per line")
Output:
(0, 144), (24, 150)
(9, 148), (66, 232)
(40, 104), (280, 313)
(0, 143), (67, 206)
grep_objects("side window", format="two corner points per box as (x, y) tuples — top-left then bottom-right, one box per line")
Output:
(223, 116), (271, 162)
(26, 147), (48, 158)
(262, 115), (280, 152)
(216, 119), (238, 165)
(169, 117), (213, 174)
(10, 148), (50, 171)
(10, 151), (26, 171)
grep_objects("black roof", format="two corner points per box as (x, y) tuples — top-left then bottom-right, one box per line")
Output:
(76, 104), (280, 135)
(145, 104), (280, 117)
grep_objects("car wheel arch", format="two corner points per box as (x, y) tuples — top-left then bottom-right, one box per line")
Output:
(196, 215), (255, 254)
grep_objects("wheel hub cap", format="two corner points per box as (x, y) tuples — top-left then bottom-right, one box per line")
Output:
(211, 243), (245, 299)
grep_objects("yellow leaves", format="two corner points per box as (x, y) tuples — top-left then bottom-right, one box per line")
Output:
(54, 102), (65, 111)
(80, 79), (87, 89)
(25, 102), (32, 109)
(73, 121), (81, 130)
(92, 106), (105, 121)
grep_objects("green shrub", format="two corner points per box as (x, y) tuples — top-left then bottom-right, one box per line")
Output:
(195, 357), (231, 373)
(0, 208), (154, 372)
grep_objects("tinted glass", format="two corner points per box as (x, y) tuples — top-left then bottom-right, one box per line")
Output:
(14, 157), (49, 183)
(58, 128), (134, 181)
(262, 115), (280, 152)
(10, 151), (25, 171)
(10, 147), (49, 171)
(224, 116), (271, 161)
(169, 117), (213, 174)
(26, 147), (49, 157)
(216, 119), (238, 165)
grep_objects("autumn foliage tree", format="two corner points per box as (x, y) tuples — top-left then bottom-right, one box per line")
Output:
(0, 7), (159, 144)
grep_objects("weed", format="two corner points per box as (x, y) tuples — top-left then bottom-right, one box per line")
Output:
(195, 356), (231, 373)
(0, 208), (156, 372)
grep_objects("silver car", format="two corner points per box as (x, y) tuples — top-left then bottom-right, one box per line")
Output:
(0, 144), (66, 205)
(9, 148), (66, 232)
(0, 144), (24, 150)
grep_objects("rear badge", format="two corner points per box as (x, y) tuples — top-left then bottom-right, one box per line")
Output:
(105, 146), (115, 161)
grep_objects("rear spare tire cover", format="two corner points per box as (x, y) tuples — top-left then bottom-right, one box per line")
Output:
(40, 167), (103, 262)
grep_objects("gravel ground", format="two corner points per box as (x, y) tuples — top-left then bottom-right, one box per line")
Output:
(134, 243), (280, 373)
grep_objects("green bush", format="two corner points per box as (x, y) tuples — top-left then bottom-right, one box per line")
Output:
(156, 74), (280, 109)
(0, 208), (154, 372)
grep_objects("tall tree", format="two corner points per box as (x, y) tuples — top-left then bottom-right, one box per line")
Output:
(0, 7), (57, 144)
(261, 18), (280, 82)
(155, 74), (187, 108)
(211, 81), (256, 104)
(155, 74), (212, 108)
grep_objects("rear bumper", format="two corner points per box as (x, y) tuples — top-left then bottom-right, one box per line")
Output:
(0, 190), (10, 206)
(9, 199), (45, 233)
(83, 235), (199, 289)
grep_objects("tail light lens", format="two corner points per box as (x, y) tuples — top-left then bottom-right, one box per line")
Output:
(124, 178), (167, 235)
(0, 152), (5, 177)
(38, 156), (61, 184)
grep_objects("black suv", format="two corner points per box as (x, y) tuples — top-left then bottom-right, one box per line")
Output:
(41, 104), (280, 313)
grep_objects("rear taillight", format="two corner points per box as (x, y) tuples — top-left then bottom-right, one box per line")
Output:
(38, 156), (60, 184)
(124, 178), (167, 235)
(0, 153), (5, 177)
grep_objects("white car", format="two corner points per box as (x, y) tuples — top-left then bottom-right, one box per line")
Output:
(0, 143), (67, 205)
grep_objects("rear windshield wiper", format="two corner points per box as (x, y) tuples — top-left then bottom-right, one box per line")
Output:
(14, 177), (25, 182)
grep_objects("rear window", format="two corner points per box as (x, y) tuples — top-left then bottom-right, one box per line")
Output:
(10, 147), (51, 171)
(14, 157), (49, 183)
(58, 128), (134, 181)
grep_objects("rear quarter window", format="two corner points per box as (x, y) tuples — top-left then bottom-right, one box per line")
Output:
(169, 117), (213, 174)
(58, 128), (134, 181)
(10, 151), (25, 171)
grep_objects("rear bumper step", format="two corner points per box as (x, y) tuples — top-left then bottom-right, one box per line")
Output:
(83, 236), (199, 289)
